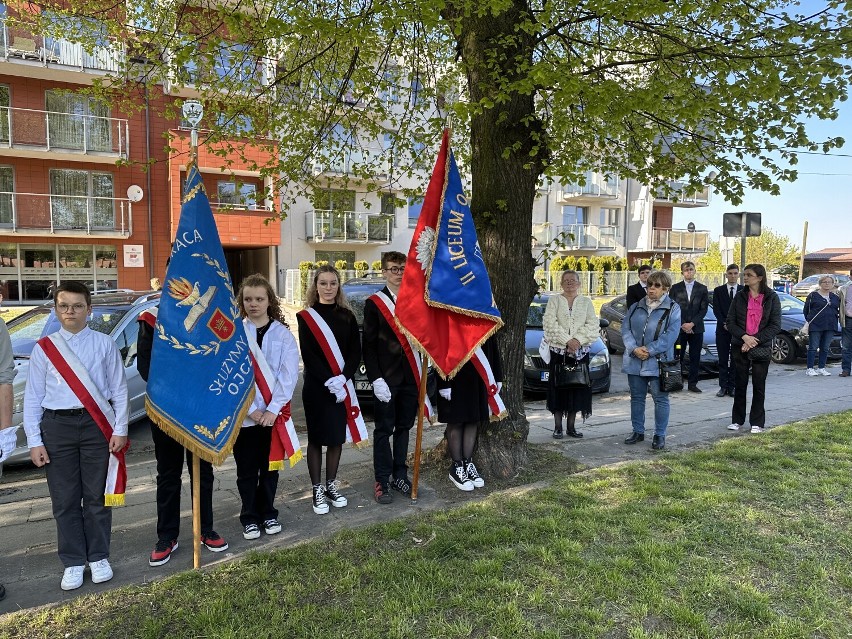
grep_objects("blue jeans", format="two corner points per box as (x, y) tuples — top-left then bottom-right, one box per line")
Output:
(806, 329), (833, 369)
(627, 375), (670, 437)
(842, 323), (852, 373)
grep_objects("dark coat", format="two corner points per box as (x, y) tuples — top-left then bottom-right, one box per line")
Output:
(712, 283), (743, 333)
(437, 336), (502, 424)
(625, 282), (647, 309)
(725, 288), (782, 350)
(669, 280), (709, 333)
(803, 291), (841, 332)
(362, 287), (416, 387)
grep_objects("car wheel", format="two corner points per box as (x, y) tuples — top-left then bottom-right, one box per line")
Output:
(771, 333), (797, 365)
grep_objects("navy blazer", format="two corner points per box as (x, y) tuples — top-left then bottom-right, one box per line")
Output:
(625, 282), (647, 309)
(712, 283), (743, 332)
(669, 280), (710, 333)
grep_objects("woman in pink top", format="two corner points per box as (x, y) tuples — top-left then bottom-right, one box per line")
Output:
(724, 264), (782, 433)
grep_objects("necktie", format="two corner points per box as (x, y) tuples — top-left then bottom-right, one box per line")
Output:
(730, 286), (734, 299)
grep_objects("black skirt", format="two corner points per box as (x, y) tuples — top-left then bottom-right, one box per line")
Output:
(546, 350), (593, 418)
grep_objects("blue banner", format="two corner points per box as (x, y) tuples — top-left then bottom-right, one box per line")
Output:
(146, 165), (254, 465)
(425, 148), (501, 321)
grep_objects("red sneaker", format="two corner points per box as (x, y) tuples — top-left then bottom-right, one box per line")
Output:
(149, 539), (178, 566)
(200, 531), (229, 552)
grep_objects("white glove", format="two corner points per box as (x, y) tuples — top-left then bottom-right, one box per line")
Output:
(439, 388), (452, 401)
(372, 378), (392, 403)
(496, 382), (502, 393)
(334, 387), (347, 403)
(324, 374), (346, 395)
(0, 426), (17, 464)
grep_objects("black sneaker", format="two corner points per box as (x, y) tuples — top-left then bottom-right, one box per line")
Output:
(449, 462), (474, 491)
(200, 531), (229, 552)
(391, 476), (413, 498)
(464, 459), (485, 489)
(263, 519), (282, 535)
(149, 539), (178, 566)
(374, 481), (393, 504)
(312, 484), (329, 515)
(243, 523), (261, 540)
(325, 479), (348, 508)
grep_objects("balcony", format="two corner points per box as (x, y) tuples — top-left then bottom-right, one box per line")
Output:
(0, 191), (132, 238)
(0, 107), (129, 163)
(654, 181), (711, 207)
(555, 224), (620, 251)
(557, 172), (620, 201)
(0, 23), (124, 76)
(306, 209), (393, 244)
(652, 227), (710, 253)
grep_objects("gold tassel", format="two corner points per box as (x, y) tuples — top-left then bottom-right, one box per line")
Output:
(288, 449), (303, 467)
(268, 460), (284, 471)
(104, 494), (125, 507)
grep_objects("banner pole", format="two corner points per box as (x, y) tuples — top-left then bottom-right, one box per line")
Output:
(192, 454), (201, 569)
(410, 357), (429, 503)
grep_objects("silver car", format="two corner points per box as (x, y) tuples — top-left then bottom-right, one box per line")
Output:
(791, 274), (851, 298)
(2, 291), (159, 466)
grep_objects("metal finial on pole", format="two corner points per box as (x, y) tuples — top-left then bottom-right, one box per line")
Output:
(182, 100), (204, 162)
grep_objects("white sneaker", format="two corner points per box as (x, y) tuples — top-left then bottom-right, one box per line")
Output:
(818, 368), (831, 376)
(449, 462), (474, 491)
(61, 565), (85, 590)
(750, 426), (765, 434)
(90, 558), (113, 584)
(806, 368), (819, 376)
(727, 423), (741, 431)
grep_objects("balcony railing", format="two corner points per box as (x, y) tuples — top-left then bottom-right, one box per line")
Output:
(652, 228), (710, 253)
(654, 181), (711, 206)
(1, 24), (124, 72)
(305, 209), (393, 244)
(558, 172), (620, 200)
(0, 107), (129, 159)
(0, 191), (132, 236)
(556, 224), (620, 250)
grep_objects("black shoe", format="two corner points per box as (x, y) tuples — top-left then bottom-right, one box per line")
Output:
(552, 428), (564, 439)
(624, 432), (644, 444)
(566, 429), (583, 438)
(374, 481), (393, 504)
(0, 583), (6, 601)
(715, 388), (727, 397)
(391, 476), (413, 497)
(727, 389), (735, 397)
(688, 385), (702, 393)
(652, 435), (665, 450)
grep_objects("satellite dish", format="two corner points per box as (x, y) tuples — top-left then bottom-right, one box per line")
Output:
(127, 185), (144, 202)
(687, 222), (696, 233)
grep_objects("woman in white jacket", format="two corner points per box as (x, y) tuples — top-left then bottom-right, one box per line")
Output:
(234, 274), (300, 540)
(542, 270), (600, 438)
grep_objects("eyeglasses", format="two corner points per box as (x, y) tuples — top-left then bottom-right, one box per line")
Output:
(383, 266), (405, 274)
(647, 282), (666, 289)
(57, 303), (87, 312)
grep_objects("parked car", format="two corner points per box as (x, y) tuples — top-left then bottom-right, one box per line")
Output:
(600, 291), (840, 367)
(524, 294), (611, 394)
(2, 291), (160, 465)
(341, 278), (437, 405)
(791, 274), (851, 298)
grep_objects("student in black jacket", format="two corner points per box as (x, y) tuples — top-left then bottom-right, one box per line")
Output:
(668, 261), (709, 392)
(712, 264), (742, 397)
(625, 264), (652, 309)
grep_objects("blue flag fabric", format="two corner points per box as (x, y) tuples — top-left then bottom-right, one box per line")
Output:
(146, 164), (254, 465)
(425, 147), (501, 321)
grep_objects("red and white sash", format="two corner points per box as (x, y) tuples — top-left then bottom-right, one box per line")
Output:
(248, 337), (302, 470)
(37, 334), (128, 506)
(469, 347), (507, 421)
(298, 308), (368, 445)
(138, 306), (158, 328)
(369, 291), (434, 423)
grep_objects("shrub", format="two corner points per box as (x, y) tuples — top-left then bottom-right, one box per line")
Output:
(354, 260), (369, 277)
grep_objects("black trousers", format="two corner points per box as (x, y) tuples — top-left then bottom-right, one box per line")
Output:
(372, 382), (418, 483)
(41, 412), (111, 567)
(150, 422), (214, 541)
(232, 425), (279, 526)
(716, 329), (735, 392)
(677, 330), (704, 386)
(732, 349), (770, 427)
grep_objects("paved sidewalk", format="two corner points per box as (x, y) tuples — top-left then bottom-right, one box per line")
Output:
(1, 360), (850, 615)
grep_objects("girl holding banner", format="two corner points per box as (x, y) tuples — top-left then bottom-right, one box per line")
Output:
(234, 275), (300, 539)
(297, 266), (364, 515)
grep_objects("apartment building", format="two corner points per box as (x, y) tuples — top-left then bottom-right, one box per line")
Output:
(0, 2), (280, 303)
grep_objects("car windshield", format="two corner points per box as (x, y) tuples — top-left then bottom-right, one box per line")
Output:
(527, 298), (547, 328)
(776, 292), (805, 314)
(8, 306), (129, 357)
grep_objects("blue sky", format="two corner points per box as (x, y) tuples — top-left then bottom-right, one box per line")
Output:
(673, 93), (852, 255)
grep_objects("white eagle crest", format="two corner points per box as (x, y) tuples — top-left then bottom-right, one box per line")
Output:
(416, 226), (436, 272)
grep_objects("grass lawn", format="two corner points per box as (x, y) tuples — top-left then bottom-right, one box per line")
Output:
(3, 413), (852, 638)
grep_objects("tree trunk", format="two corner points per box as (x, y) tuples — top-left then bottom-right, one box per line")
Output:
(444, 1), (546, 478)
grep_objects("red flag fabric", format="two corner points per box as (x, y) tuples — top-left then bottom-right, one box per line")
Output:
(395, 129), (503, 379)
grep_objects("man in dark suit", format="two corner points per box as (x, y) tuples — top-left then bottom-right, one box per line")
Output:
(363, 251), (419, 504)
(626, 264), (652, 308)
(712, 264), (741, 397)
(669, 261), (710, 392)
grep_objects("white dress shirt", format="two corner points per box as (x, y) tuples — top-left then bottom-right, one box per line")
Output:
(242, 319), (300, 427)
(685, 280), (695, 301)
(23, 326), (129, 447)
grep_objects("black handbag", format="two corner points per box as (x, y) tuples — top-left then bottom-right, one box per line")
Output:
(647, 307), (683, 393)
(747, 341), (772, 362)
(554, 357), (591, 389)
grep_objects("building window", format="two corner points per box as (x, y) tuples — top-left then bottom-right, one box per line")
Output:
(380, 193), (397, 219)
(0, 85), (9, 145)
(562, 205), (588, 226)
(381, 69), (400, 104)
(410, 77), (422, 106)
(0, 165), (12, 226)
(49, 169), (114, 230)
(600, 207), (621, 228)
(45, 90), (112, 153)
(217, 181), (257, 209)
(408, 195), (424, 228)
(314, 251), (356, 267)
